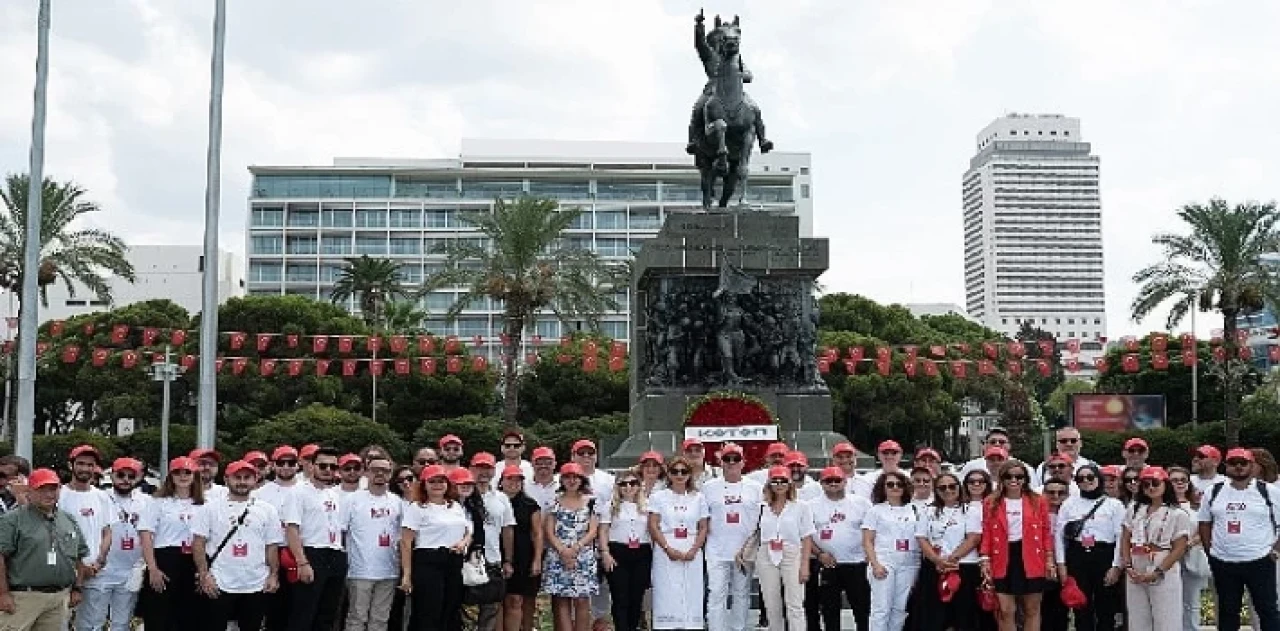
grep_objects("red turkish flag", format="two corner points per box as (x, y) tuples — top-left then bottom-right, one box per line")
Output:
(876, 359), (891, 376)
(342, 360), (357, 376)
(610, 341), (626, 358)
(315, 359), (331, 376)
(903, 360), (917, 378)
(1094, 357), (1109, 373)
(260, 359), (277, 376)
(214, 358), (224, 374)
(256, 334), (272, 353)
(1122, 354), (1140, 373)
(419, 357), (437, 375)
(1213, 347), (1226, 363)
(142, 328), (159, 346)
(843, 359), (857, 374)
(848, 347), (864, 362)
(1007, 341), (1026, 358)
(1066, 339), (1081, 354)
(951, 361), (967, 379)
(923, 360), (939, 377)
(446, 356), (462, 374)
(583, 356), (598, 373)
(1006, 360), (1022, 376)
(585, 341), (599, 356)
(978, 360), (996, 375)
(930, 345), (946, 358)
(171, 329), (186, 346)
(1151, 334), (1168, 353)
(287, 359), (304, 376)
(229, 332), (246, 350)
(1180, 333), (1196, 349)
(394, 358), (410, 375)
(955, 343), (971, 354)
(286, 334), (299, 348)
(1036, 359), (1051, 377)
(91, 348), (110, 367)
(111, 324), (129, 345)
(525, 353), (539, 366)
(367, 336), (382, 354)
(35, 342), (48, 356)
(313, 336), (329, 353)
(1066, 358), (1080, 373)
(1038, 340), (1054, 357)
(389, 336), (408, 354)
(61, 345), (81, 363)
(904, 346), (918, 362)
(82, 323), (95, 336)
(418, 336), (436, 354)
(1123, 337), (1139, 352)
(369, 360), (384, 377)
(49, 320), (64, 337)
(445, 336), (460, 354)
(181, 354), (196, 371)
(121, 351), (139, 369)
(472, 356), (488, 372)
(557, 353), (573, 365)
(608, 356), (625, 372)
(1151, 353), (1169, 370)
(231, 357), (248, 375)
(1182, 350), (1197, 366)
(983, 342), (998, 360)
(1240, 346), (1253, 360)
(337, 336), (354, 354)
(876, 347), (890, 362)
(818, 358), (831, 374)
(1271, 346), (1280, 363)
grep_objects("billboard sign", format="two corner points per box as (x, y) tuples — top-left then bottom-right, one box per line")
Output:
(1069, 394), (1166, 432)
(684, 425), (778, 442)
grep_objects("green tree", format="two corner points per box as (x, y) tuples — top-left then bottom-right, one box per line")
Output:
(239, 404), (407, 460)
(425, 197), (623, 427)
(329, 256), (409, 327)
(1093, 334), (1251, 427)
(1130, 199), (1280, 446)
(1044, 379), (1095, 428)
(518, 336), (628, 422)
(381, 300), (429, 333)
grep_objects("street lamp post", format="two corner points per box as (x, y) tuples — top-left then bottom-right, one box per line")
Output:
(151, 346), (183, 478)
(197, 0), (227, 449)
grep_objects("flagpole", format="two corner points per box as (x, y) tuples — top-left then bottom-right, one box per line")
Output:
(197, 0), (227, 449)
(16, 0), (53, 461)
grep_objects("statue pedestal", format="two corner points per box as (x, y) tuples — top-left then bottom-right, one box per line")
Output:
(605, 212), (848, 469)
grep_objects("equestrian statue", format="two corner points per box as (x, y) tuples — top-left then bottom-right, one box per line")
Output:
(686, 9), (774, 210)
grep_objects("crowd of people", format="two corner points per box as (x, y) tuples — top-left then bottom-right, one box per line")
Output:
(0, 426), (1274, 631)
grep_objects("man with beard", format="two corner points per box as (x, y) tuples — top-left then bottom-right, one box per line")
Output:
(0, 456), (28, 514)
(337, 454), (364, 495)
(78, 458), (150, 631)
(299, 444), (321, 482)
(284, 448), (349, 631)
(243, 451), (272, 488)
(257, 445), (302, 631)
(747, 443), (790, 485)
(193, 460), (282, 631)
(410, 447), (438, 477)
(343, 455), (401, 631)
(852, 441), (906, 500)
(0, 468), (88, 631)
(1191, 445), (1226, 494)
(1032, 427), (1094, 487)
(58, 446), (112, 601)
(1198, 448), (1280, 631)
(807, 466), (873, 631)
(439, 435), (465, 473)
(471, 452), (516, 631)
(959, 427), (1012, 479)
(190, 449), (226, 501)
(1121, 437), (1151, 471)
(498, 430), (535, 479)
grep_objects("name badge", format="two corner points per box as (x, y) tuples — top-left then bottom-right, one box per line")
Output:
(120, 537), (135, 551)
(329, 531), (338, 544)
(1130, 545), (1150, 558)
(378, 533), (392, 548)
(1228, 521), (1242, 534)
(46, 549), (57, 566)
(726, 512), (740, 524)
(820, 529), (833, 541)
(674, 527), (688, 539)
(769, 539), (783, 552)
(1081, 534), (1096, 548)
(231, 543), (248, 558)
(181, 540), (192, 555)
(628, 537), (640, 550)
(895, 539), (909, 552)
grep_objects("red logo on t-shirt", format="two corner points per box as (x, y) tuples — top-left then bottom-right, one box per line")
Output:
(830, 512), (846, 523)
(370, 507), (392, 519)
(80, 507), (94, 517)
(323, 500), (337, 512)
(231, 543), (248, 557)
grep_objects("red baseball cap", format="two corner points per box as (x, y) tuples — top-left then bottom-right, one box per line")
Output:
(299, 444), (320, 460)
(338, 454), (362, 468)
(1048, 453), (1074, 465)
(559, 462), (586, 478)
(915, 448), (941, 461)
(502, 429), (524, 442)
(470, 452), (497, 468)
(819, 466), (845, 481)
(438, 435), (463, 449)
(877, 440), (902, 454)
(169, 456), (196, 473)
(68, 444), (102, 463)
(243, 451), (269, 466)
(767, 466), (790, 480)
(224, 460), (257, 478)
(939, 571), (962, 603)
(28, 468), (60, 489)
(984, 446), (1008, 459)
(682, 438), (704, 451)
(785, 451), (809, 468)
(571, 439), (597, 454)
(765, 443), (789, 457)
(1101, 465), (1123, 478)
(832, 442), (856, 456)
(1226, 448), (1255, 462)
(111, 458), (143, 475)
(531, 447), (556, 461)
(501, 465), (525, 479)
(271, 445), (299, 461)
(639, 451), (664, 465)
(1139, 466), (1169, 481)
(189, 449), (221, 463)
(1195, 445), (1222, 461)
(719, 443), (744, 457)
(1123, 438), (1149, 451)
(419, 465), (447, 481)
(449, 468), (475, 485)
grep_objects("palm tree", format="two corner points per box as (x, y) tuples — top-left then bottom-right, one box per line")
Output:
(329, 256), (409, 327)
(381, 300), (428, 333)
(0, 174), (135, 305)
(425, 196), (625, 426)
(1130, 198), (1280, 446)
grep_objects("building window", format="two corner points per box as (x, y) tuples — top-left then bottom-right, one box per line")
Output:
(355, 209), (387, 228)
(461, 181), (524, 200)
(1094, 318), (1101, 325)
(389, 209), (422, 228)
(595, 238), (629, 257)
(397, 267), (423, 284)
(661, 183), (702, 202)
(535, 319), (560, 339)
(528, 181), (589, 200)
(745, 185), (794, 203)
(249, 262), (283, 282)
(629, 209), (660, 229)
(286, 236), (317, 255)
(596, 211), (626, 230)
(800, 167), (810, 175)
(389, 237), (422, 255)
(254, 174), (391, 198)
(800, 184), (810, 199)
(396, 179), (458, 199)
(1001, 318), (1007, 325)
(425, 292), (456, 313)
(563, 211), (591, 230)
(252, 207), (284, 227)
(287, 209), (319, 227)
(355, 236), (387, 255)
(601, 321), (627, 339)
(319, 265), (342, 283)
(321, 236), (352, 255)
(321, 209), (353, 228)
(596, 182), (657, 201)
(456, 317), (490, 338)
(425, 209), (456, 228)
(424, 238), (453, 255)
(250, 236), (283, 255)
(1067, 318), (1075, 325)
(286, 264), (317, 283)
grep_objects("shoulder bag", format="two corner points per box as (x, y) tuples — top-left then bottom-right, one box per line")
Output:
(736, 504), (768, 569)
(200, 500), (254, 588)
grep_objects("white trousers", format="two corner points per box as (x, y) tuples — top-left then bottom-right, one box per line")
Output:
(1180, 568), (1207, 631)
(867, 562), (918, 631)
(1125, 553), (1184, 631)
(707, 559), (752, 631)
(756, 544), (804, 631)
(75, 584), (138, 631)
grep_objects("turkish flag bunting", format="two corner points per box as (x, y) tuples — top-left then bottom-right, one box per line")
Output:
(2, 341), (11, 354)
(1006, 360), (1022, 376)
(35, 342), (48, 356)
(843, 359), (857, 374)
(584, 356), (598, 372)
(342, 360), (357, 376)
(608, 356), (625, 372)
(92, 348), (109, 367)
(978, 360), (996, 375)
(229, 332), (246, 350)
(1122, 354), (1139, 373)
(315, 359), (331, 376)
(111, 324), (129, 345)
(1180, 333), (1196, 349)
(951, 361), (967, 379)
(257, 334), (272, 353)
(1240, 346), (1253, 360)
(1152, 353), (1169, 370)
(472, 356), (487, 372)
(904, 346), (918, 362)
(824, 346), (839, 361)
(1271, 346), (1280, 362)
(525, 353), (539, 366)
(876, 359), (891, 376)
(611, 341), (626, 357)
(585, 341), (599, 356)
(473, 335), (484, 348)
(419, 357), (437, 375)
(367, 336), (382, 354)
(1094, 357), (1109, 373)
(1182, 350), (1198, 366)
(419, 336), (436, 354)
(286, 334), (299, 348)
(1066, 358), (1080, 373)
(394, 358), (410, 375)
(923, 360), (939, 377)
(1066, 339), (1081, 354)
(1038, 340), (1054, 357)
(61, 345), (80, 363)
(49, 320), (64, 337)
(445, 336), (461, 354)
(446, 356), (462, 374)
(142, 328), (159, 346)
(181, 354), (196, 371)
(848, 347), (864, 362)
(903, 360), (917, 378)
(876, 347), (890, 362)
(287, 359), (304, 376)
(955, 343), (971, 354)
(1123, 337), (1139, 352)
(557, 353), (573, 365)
(983, 342), (998, 360)
(930, 345), (946, 358)
(369, 360), (384, 377)
(389, 336), (408, 354)
(1006, 341), (1025, 357)
(82, 323), (95, 336)
(231, 357), (248, 375)
(260, 359), (277, 376)
(171, 329), (186, 346)
(1151, 334), (1168, 353)
(121, 351), (138, 369)
(338, 336), (353, 354)
(1036, 359), (1051, 377)
(214, 358), (224, 374)
(313, 336), (329, 353)
(1213, 347), (1226, 363)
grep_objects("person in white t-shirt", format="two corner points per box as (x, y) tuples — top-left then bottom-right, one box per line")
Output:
(59, 445), (112, 589)
(139, 456), (206, 631)
(499, 430), (536, 480)
(401, 465), (472, 631)
(470, 452), (517, 631)
(747, 443), (791, 485)
(1119, 467), (1190, 631)
(337, 454), (364, 495)
(808, 466), (873, 631)
(599, 469), (653, 631)
(862, 470), (922, 631)
(958, 428), (1012, 479)
(1197, 448), (1280, 631)
(526, 447), (559, 510)
(785, 452), (820, 502)
(854, 441), (907, 500)
(741, 465), (814, 631)
(638, 451), (667, 497)
(683, 439), (717, 486)
(243, 451), (272, 489)
(284, 448), (349, 631)
(255, 444), (303, 631)
(1031, 427), (1094, 487)
(343, 455), (402, 631)
(78, 457), (150, 631)
(191, 449), (227, 502)
(912, 472), (981, 631)
(572, 439), (614, 626)
(1190, 445), (1226, 494)
(192, 460), (283, 631)
(701, 443), (763, 631)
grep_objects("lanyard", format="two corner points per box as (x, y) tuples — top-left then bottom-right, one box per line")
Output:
(1140, 506), (1173, 546)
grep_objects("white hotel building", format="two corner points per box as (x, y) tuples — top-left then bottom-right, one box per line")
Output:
(246, 139), (813, 344)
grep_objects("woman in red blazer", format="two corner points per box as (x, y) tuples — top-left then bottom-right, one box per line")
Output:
(979, 459), (1057, 631)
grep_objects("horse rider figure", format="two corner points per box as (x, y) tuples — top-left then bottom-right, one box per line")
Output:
(686, 10), (773, 158)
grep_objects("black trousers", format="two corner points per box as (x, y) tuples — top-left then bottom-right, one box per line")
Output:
(817, 562), (870, 631)
(913, 562), (988, 631)
(605, 542), (653, 631)
(203, 591), (268, 631)
(1041, 580), (1068, 631)
(410, 547), (465, 631)
(288, 547), (349, 631)
(264, 565), (294, 631)
(1064, 541), (1119, 631)
(141, 547), (201, 631)
(805, 558), (823, 631)
(1210, 554), (1280, 631)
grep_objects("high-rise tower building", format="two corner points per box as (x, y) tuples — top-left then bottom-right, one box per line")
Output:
(962, 114), (1106, 342)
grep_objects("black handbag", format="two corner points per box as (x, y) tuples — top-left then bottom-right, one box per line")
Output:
(463, 563), (506, 605)
(1062, 499), (1105, 542)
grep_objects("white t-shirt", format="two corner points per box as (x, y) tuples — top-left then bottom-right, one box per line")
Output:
(862, 503), (921, 565)
(601, 500), (651, 545)
(406, 501), (472, 549)
(1004, 498), (1024, 542)
(701, 478), (764, 562)
(525, 478), (559, 511)
(501, 460), (536, 480)
(284, 483), (346, 550)
(1125, 504), (1191, 550)
(251, 480), (300, 540)
(1032, 455), (1094, 488)
(915, 504), (981, 563)
(344, 490), (403, 580)
(98, 490), (151, 586)
(852, 469), (903, 500)
(191, 498), (283, 594)
(808, 494), (872, 563)
(58, 485), (113, 563)
(1198, 480), (1280, 562)
(1054, 495), (1126, 565)
(758, 501), (816, 547)
(480, 489), (517, 565)
(139, 496), (200, 550)
(204, 484), (228, 502)
(587, 470), (615, 516)
(795, 480), (822, 502)
(648, 489), (710, 541)
(1191, 474), (1228, 495)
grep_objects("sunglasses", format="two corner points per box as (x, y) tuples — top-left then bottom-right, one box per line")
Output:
(1049, 463), (1069, 469)
(502, 443), (523, 449)
(1227, 459), (1252, 467)
(721, 456), (743, 464)
(769, 479), (791, 485)
(275, 460), (298, 467)
(1001, 473), (1027, 482)
(315, 463), (339, 471)
(368, 467), (392, 475)
(575, 450), (597, 457)
(172, 469), (193, 476)
(884, 481), (904, 489)
(988, 439), (1010, 445)
(936, 483), (959, 491)
(1075, 474), (1097, 482)
(669, 469), (691, 476)
(114, 472), (138, 480)
(1044, 489), (1069, 497)
(1057, 437), (1080, 444)
(341, 466), (362, 473)
(618, 480), (641, 487)
(1141, 480), (1165, 488)
(1125, 447), (1147, 454)
(879, 450), (901, 456)
(1123, 477), (1140, 484)
(415, 458), (437, 466)
(397, 476), (414, 484)
(821, 478), (843, 485)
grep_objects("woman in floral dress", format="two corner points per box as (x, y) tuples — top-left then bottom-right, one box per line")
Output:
(543, 463), (600, 631)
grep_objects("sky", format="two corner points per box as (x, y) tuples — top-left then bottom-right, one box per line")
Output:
(3, 1), (1280, 339)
